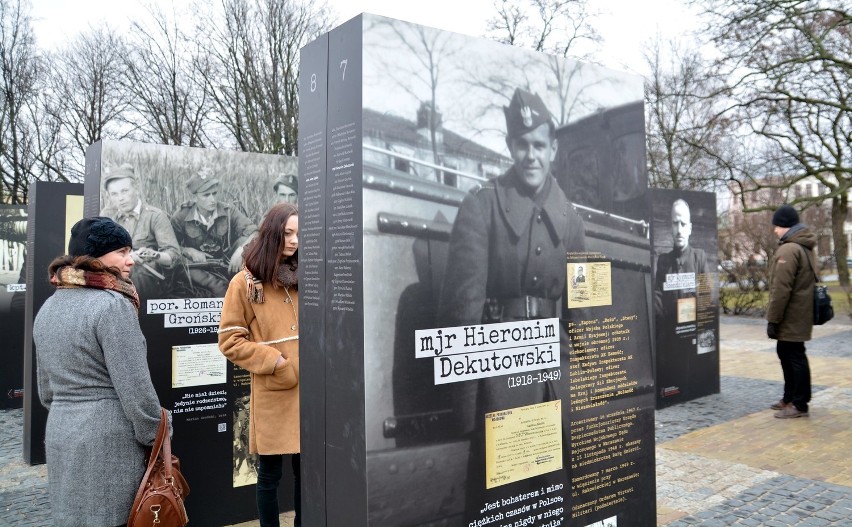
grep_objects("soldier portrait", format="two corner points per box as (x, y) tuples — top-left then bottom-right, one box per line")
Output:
(273, 175), (298, 204)
(170, 167), (257, 298)
(575, 264), (586, 284)
(653, 198), (707, 328)
(352, 17), (656, 526)
(438, 87), (586, 520)
(651, 190), (719, 406)
(99, 163), (181, 299)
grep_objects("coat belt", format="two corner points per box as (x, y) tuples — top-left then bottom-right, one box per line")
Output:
(483, 296), (557, 322)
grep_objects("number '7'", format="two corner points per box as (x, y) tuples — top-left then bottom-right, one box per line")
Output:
(340, 59), (347, 80)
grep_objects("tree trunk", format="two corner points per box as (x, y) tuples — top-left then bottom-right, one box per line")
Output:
(831, 191), (848, 289)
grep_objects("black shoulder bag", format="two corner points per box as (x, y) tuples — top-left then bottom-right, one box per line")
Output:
(801, 246), (834, 325)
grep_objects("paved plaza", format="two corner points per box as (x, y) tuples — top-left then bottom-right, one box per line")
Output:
(2, 315), (850, 526)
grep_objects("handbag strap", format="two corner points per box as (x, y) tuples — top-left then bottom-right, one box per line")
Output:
(130, 408), (170, 510)
(161, 409), (174, 480)
(148, 408), (169, 465)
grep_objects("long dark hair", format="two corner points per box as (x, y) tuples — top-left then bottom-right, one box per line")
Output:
(242, 202), (298, 286)
(47, 254), (123, 280)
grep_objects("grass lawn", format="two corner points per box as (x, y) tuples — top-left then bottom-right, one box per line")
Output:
(720, 280), (851, 320)
(825, 281), (851, 319)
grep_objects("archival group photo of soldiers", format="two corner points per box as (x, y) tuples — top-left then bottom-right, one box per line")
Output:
(95, 142), (297, 301)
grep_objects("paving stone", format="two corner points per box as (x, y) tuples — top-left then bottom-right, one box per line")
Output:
(775, 513), (806, 524)
(764, 521), (793, 527)
(813, 509), (847, 522)
(797, 518), (831, 527)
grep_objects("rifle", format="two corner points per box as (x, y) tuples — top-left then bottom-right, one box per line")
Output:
(185, 259), (228, 270)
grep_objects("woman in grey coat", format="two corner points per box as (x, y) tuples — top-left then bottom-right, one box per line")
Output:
(33, 217), (162, 527)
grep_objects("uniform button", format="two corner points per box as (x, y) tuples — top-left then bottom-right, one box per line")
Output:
(535, 246), (542, 255)
(532, 275), (539, 283)
(536, 213), (542, 223)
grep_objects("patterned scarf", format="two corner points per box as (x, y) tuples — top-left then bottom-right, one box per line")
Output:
(244, 261), (298, 304)
(51, 266), (140, 312)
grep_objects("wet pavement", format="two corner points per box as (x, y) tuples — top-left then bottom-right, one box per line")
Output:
(1, 315), (850, 526)
(655, 316), (852, 526)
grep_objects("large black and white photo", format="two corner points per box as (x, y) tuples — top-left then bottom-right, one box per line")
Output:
(299, 14), (657, 527)
(0, 205), (27, 408)
(651, 189), (720, 408)
(83, 140), (299, 525)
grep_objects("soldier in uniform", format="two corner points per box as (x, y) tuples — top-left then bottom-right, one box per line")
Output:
(171, 170), (257, 297)
(100, 163), (181, 299)
(438, 88), (585, 518)
(273, 175), (298, 204)
(653, 198), (707, 397)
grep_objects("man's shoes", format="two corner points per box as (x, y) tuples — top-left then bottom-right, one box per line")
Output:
(770, 400), (789, 410)
(774, 405), (808, 418)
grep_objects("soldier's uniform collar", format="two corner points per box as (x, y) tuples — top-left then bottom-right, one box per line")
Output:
(494, 168), (570, 242)
(116, 199), (143, 221)
(189, 201), (227, 227)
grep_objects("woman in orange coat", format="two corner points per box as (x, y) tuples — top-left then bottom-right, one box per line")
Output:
(219, 203), (300, 527)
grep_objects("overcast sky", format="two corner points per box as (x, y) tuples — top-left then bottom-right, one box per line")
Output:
(30, 0), (702, 76)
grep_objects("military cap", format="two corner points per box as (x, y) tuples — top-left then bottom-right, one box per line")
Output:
(102, 163), (137, 189)
(273, 174), (298, 193)
(504, 88), (553, 138)
(187, 168), (219, 195)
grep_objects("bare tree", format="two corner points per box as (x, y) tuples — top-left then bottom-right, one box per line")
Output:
(718, 207), (776, 314)
(122, 2), (211, 147)
(644, 36), (733, 190)
(701, 0), (852, 286)
(486, 0), (600, 59)
(0, 0), (40, 203)
(479, 0), (618, 136)
(366, 17), (462, 180)
(199, 0), (331, 155)
(44, 26), (132, 178)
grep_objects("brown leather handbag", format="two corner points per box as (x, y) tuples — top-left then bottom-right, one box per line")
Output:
(128, 408), (190, 527)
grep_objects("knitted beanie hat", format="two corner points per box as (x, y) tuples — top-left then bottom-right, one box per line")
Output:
(68, 217), (133, 257)
(772, 204), (799, 228)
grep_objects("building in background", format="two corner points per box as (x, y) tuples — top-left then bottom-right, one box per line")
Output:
(723, 176), (850, 268)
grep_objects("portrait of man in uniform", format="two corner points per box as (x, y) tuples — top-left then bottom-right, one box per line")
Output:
(273, 175), (298, 204)
(438, 87), (586, 517)
(99, 163), (181, 299)
(654, 199), (707, 319)
(653, 198), (708, 396)
(171, 168), (257, 297)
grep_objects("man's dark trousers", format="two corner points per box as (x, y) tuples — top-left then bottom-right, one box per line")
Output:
(776, 340), (811, 412)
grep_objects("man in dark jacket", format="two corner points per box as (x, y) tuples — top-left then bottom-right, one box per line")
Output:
(439, 87), (585, 518)
(766, 204), (816, 418)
